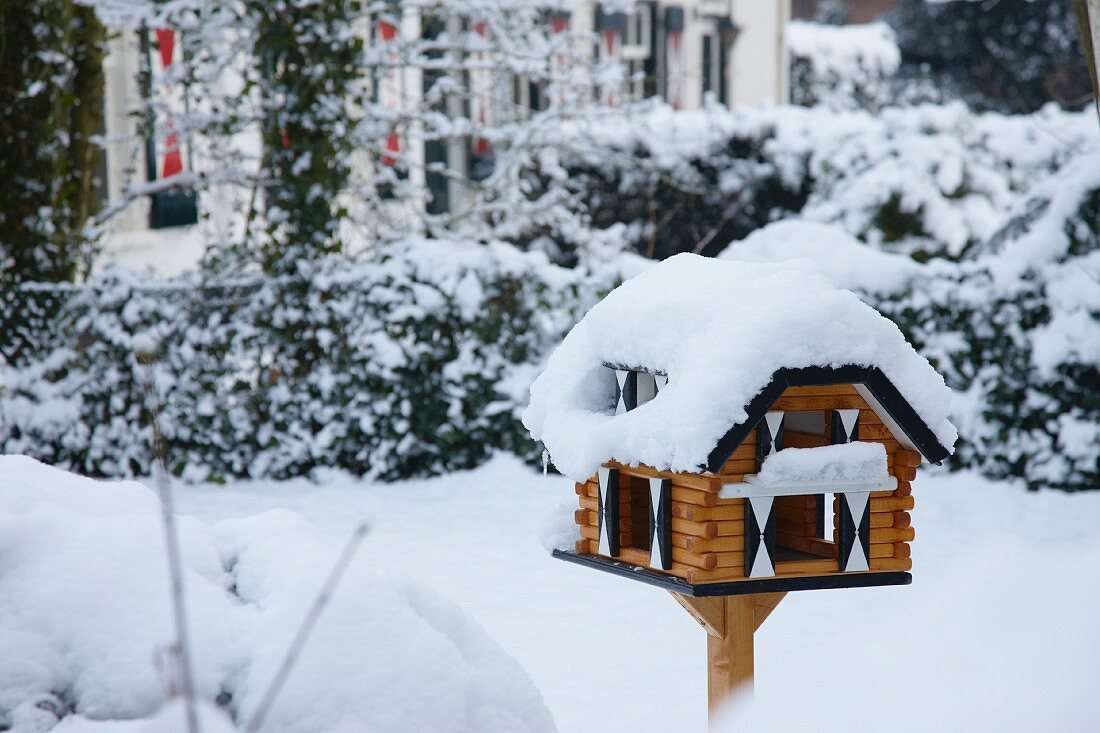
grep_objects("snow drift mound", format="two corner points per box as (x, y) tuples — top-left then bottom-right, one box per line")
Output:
(0, 456), (555, 733)
(524, 253), (955, 482)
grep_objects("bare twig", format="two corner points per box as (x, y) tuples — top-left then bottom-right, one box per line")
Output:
(139, 351), (200, 733)
(243, 521), (370, 733)
(692, 208), (736, 254)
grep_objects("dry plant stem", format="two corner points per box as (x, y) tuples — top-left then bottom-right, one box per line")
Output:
(243, 521), (370, 733)
(142, 361), (201, 733)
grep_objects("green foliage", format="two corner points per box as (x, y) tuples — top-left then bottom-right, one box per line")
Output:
(892, 0), (1093, 113)
(520, 129), (811, 264)
(248, 0), (363, 275)
(0, 243), (606, 481)
(877, 166), (1100, 492)
(0, 1), (105, 287)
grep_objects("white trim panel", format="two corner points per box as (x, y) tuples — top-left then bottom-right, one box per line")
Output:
(719, 475), (897, 499)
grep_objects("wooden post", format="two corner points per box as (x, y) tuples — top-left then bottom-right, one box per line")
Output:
(670, 591), (785, 720)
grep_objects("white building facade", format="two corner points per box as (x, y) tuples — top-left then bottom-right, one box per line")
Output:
(101, 1), (789, 234)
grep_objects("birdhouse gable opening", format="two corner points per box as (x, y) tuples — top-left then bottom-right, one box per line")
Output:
(605, 363), (667, 415)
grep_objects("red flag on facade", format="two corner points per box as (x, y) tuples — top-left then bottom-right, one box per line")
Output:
(155, 28), (175, 69)
(382, 133), (401, 166)
(163, 132), (183, 178)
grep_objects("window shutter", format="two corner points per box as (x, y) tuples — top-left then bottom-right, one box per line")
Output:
(597, 466), (621, 557)
(647, 477), (672, 570)
(755, 411), (785, 470)
(838, 492), (871, 572)
(744, 496), (776, 578)
(613, 369), (636, 414)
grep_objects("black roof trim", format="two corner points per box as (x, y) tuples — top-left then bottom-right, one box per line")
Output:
(704, 364), (952, 473)
(552, 549), (911, 596)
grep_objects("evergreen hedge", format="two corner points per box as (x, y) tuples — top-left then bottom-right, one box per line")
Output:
(0, 241), (609, 481)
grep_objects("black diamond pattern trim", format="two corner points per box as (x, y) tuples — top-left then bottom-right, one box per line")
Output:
(598, 467), (621, 556)
(705, 365), (952, 472)
(652, 478), (672, 570)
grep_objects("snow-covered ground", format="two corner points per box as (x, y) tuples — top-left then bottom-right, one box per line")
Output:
(2, 455), (1097, 732)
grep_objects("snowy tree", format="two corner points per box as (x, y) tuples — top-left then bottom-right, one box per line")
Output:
(0, 1), (106, 287)
(91, 0), (623, 271)
(886, 152), (1100, 491)
(249, 0), (362, 275)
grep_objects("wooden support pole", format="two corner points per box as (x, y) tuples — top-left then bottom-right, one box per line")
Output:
(707, 595), (755, 715)
(670, 591), (785, 722)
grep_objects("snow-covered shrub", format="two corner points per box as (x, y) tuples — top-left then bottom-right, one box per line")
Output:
(720, 160), (1100, 493)
(517, 102), (1093, 265)
(719, 219), (922, 296)
(525, 107), (809, 263)
(795, 103), (1080, 261)
(886, 153), (1100, 492)
(0, 456), (557, 731)
(788, 20), (901, 111)
(789, 3), (1094, 116)
(0, 241), (614, 481)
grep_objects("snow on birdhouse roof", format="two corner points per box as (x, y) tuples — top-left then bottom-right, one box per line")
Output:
(523, 253), (956, 482)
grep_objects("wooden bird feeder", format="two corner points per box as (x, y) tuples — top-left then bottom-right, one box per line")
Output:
(527, 254), (955, 722)
(554, 364), (951, 716)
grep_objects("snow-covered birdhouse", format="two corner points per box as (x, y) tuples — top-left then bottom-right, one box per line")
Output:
(525, 254), (956, 596)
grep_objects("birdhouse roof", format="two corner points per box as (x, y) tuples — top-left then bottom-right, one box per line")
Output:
(523, 253), (956, 482)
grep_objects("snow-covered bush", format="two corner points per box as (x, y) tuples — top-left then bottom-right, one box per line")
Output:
(719, 161), (1100, 493)
(0, 456), (557, 731)
(788, 20), (901, 111)
(794, 103), (1085, 261)
(719, 219), (921, 296)
(788, 6), (1092, 116)
(887, 153), (1100, 492)
(0, 241), (617, 481)
(517, 102), (1093, 264)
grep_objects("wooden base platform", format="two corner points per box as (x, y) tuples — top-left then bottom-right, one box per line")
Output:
(551, 549), (911, 597)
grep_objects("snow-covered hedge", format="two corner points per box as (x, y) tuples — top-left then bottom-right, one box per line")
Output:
(519, 102), (1093, 264)
(0, 241), (616, 481)
(721, 169), (1100, 493)
(888, 153), (1100, 491)
(788, 20), (904, 111)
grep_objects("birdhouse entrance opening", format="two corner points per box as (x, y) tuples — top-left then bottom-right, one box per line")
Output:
(760, 410), (839, 569)
(772, 493), (838, 568)
(621, 475), (654, 555)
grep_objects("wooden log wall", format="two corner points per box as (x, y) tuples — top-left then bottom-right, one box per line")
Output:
(573, 465), (744, 584)
(571, 382), (921, 583)
(712, 378), (919, 572)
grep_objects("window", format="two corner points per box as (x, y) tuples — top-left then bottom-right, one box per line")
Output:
(594, 467), (671, 570)
(621, 5), (650, 57)
(621, 5), (652, 100)
(756, 410), (838, 566)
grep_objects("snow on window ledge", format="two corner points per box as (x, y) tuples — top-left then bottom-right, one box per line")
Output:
(718, 442), (896, 499)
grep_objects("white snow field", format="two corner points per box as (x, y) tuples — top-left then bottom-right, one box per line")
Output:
(2, 454), (1098, 732)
